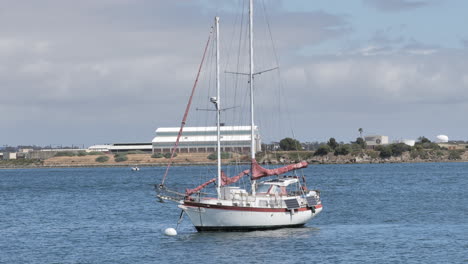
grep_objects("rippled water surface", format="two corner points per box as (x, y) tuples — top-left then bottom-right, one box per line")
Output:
(1, 163), (467, 263)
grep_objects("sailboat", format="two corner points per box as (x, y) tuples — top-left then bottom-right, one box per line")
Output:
(156, 0), (322, 231)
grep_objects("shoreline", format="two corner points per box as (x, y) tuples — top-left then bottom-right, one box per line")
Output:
(2, 150), (467, 170)
(1, 159), (467, 170)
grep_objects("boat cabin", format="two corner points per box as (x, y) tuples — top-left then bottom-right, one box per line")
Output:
(256, 177), (300, 196)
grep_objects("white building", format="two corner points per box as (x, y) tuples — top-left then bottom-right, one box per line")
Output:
(393, 139), (416, 146)
(152, 126), (261, 153)
(88, 143), (152, 153)
(365, 135), (389, 147)
(2, 152), (17, 160)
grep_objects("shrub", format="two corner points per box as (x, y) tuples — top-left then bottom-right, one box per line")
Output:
(55, 151), (76, 157)
(314, 145), (332, 156)
(87, 151), (105, 155)
(421, 142), (440, 150)
(419, 150), (429, 159)
(113, 153), (128, 162)
(207, 152), (232, 160)
(288, 151), (313, 161)
(350, 143), (363, 154)
(127, 150), (147, 154)
(207, 153), (216, 160)
(448, 150), (463, 160)
(77, 151), (88, 156)
(377, 146), (393, 159)
(367, 151), (379, 159)
(151, 153), (163, 158)
(95, 156), (109, 163)
(334, 144), (351, 156)
(164, 152), (177, 158)
(390, 143), (412, 157)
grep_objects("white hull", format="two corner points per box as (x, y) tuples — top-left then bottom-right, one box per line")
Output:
(179, 202), (322, 231)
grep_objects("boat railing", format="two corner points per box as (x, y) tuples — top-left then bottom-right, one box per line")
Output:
(154, 184), (185, 203)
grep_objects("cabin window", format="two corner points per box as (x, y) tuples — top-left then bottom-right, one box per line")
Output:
(285, 184), (300, 195)
(268, 186), (287, 195)
(256, 184), (271, 193)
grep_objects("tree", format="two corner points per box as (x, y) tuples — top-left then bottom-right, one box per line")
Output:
(314, 145), (332, 156)
(334, 144), (352, 156)
(377, 145), (393, 159)
(279, 137), (303, 151)
(390, 143), (412, 156)
(418, 136), (431, 144)
(327, 138), (338, 150)
(358, 128), (363, 138)
(355, 137), (366, 149)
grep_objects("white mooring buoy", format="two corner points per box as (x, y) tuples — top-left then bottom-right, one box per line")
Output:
(164, 228), (177, 236)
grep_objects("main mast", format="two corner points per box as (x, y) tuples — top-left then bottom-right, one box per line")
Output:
(249, 0), (256, 194)
(215, 16), (221, 199)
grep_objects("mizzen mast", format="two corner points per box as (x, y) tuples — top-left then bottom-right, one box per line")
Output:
(215, 16), (222, 199)
(249, 0), (256, 194)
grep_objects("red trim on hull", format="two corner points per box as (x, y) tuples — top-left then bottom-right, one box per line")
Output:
(184, 201), (322, 213)
(195, 223), (306, 232)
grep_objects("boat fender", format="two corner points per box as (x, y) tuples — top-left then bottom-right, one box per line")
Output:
(164, 228), (177, 236)
(311, 206), (316, 214)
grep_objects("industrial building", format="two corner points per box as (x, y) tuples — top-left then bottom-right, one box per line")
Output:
(152, 126), (261, 153)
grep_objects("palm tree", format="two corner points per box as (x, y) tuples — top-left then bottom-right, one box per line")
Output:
(358, 128), (363, 139)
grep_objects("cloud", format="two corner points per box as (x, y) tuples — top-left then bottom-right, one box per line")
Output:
(462, 38), (468, 48)
(363, 0), (431, 12)
(289, 50), (468, 108)
(0, 0), (351, 145)
(0, 0), (466, 145)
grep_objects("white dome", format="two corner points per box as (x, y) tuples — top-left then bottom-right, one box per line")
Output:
(436, 135), (449, 143)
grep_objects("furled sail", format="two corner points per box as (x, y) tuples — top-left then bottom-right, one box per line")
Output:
(221, 170), (250, 186)
(185, 178), (216, 196)
(251, 159), (308, 180)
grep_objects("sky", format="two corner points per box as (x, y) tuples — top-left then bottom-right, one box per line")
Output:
(1, 0), (467, 147)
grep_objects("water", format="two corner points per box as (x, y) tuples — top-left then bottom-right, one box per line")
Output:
(1, 163), (467, 263)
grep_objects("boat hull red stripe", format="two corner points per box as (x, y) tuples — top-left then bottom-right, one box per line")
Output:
(195, 223), (305, 232)
(184, 201), (322, 212)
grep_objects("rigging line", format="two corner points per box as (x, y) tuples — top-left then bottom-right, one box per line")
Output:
(161, 28), (214, 186)
(223, 1), (238, 125)
(261, 0), (280, 69)
(224, 0), (242, 69)
(232, 0), (246, 126)
(261, 0), (282, 120)
(262, 0), (295, 145)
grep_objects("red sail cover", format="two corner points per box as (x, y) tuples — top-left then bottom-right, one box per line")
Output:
(185, 178), (216, 196)
(251, 159), (308, 180)
(221, 170), (250, 186)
